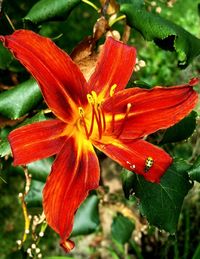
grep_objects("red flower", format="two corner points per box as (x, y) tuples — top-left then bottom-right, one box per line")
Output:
(0, 30), (198, 252)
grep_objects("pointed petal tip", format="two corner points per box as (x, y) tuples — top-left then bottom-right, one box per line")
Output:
(60, 239), (75, 253)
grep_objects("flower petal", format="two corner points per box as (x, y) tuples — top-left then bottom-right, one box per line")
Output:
(94, 138), (172, 183)
(0, 30), (88, 123)
(102, 83), (198, 139)
(43, 133), (100, 252)
(8, 119), (67, 165)
(88, 37), (136, 98)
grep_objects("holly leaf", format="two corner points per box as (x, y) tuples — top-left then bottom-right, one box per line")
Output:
(0, 78), (42, 119)
(120, 0), (200, 67)
(188, 156), (200, 183)
(72, 195), (100, 236)
(160, 111), (197, 144)
(111, 213), (135, 244)
(24, 0), (81, 24)
(121, 160), (193, 233)
(28, 157), (53, 182)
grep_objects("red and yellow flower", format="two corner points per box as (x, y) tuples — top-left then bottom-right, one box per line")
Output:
(0, 30), (198, 252)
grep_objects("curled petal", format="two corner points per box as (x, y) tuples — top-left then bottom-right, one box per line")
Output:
(8, 119), (67, 165)
(0, 30), (88, 123)
(43, 134), (100, 252)
(103, 83), (198, 139)
(88, 37), (136, 98)
(94, 138), (172, 183)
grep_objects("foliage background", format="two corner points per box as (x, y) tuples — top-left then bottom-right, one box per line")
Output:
(0, 0), (199, 258)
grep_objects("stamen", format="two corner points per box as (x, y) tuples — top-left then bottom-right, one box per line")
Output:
(86, 91), (106, 140)
(110, 84), (117, 97)
(97, 105), (103, 139)
(78, 107), (89, 139)
(78, 107), (85, 116)
(101, 107), (106, 132)
(88, 106), (95, 136)
(87, 94), (94, 105)
(91, 91), (98, 102)
(117, 103), (132, 137)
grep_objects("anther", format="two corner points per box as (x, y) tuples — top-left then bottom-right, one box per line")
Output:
(78, 107), (85, 116)
(87, 94), (94, 105)
(110, 84), (117, 97)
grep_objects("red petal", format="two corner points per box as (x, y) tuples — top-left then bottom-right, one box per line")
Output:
(43, 134), (100, 252)
(8, 119), (67, 165)
(103, 84), (198, 139)
(0, 30), (88, 122)
(88, 37), (136, 98)
(94, 138), (172, 183)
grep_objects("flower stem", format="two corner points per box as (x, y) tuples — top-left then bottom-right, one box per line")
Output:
(109, 15), (126, 27)
(81, 0), (99, 12)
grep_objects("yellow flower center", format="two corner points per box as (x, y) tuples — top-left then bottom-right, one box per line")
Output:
(77, 85), (132, 140)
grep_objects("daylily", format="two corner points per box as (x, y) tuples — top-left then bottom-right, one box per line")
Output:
(0, 30), (198, 252)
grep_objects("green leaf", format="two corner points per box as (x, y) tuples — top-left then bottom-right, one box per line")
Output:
(0, 78), (42, 119)
(188, 156), (200, 183)
(120, 0), (200, 68)
(111, 213), (135, 244)
(121, 160), (193, 233)
(0, 112), (46, 157)
(28, 157), (53, 182)
(0, 42), (13, 69)
(71, 195), (100, 237)
(44, 257), (78, 259)
(24, 0), (81, 24)
(192, 242), (200, 259)
(25, 179), (44, 207)
(160, 111), (197, 144)
(0, 139), (11, 157)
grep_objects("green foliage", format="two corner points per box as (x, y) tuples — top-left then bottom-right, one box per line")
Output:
(72, 195), (100, 237)
(24, 0), (81, 24)
(120, 0), (200, 68)
(44, 257), (78, 259)
(0, 78), (42, 119)
(0, 42), (13, 69)
(111, 213), (135, 244)
(192, 242), (200, 259)
(28, 157), (53, 182)
(121, 160), (193, 233)
(160, 111), (197, 144)
(0, 132), (12, 157)
(25, 179), (44, 207)
(188, 156), (200, 183)
(0, 0), (199, 257)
